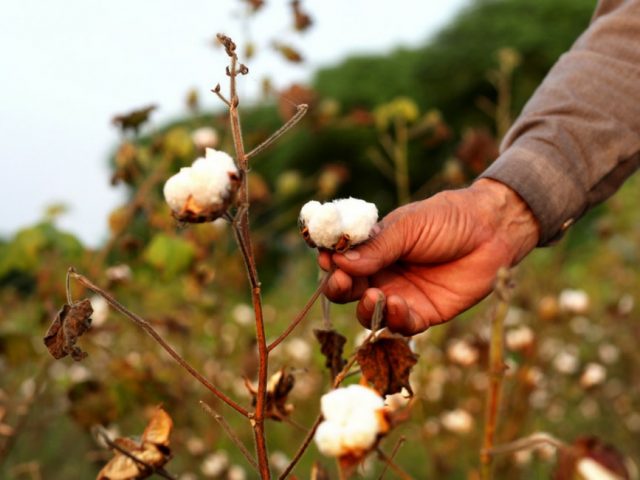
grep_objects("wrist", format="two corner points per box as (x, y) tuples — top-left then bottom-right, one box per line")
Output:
(471, 178), (540, 264)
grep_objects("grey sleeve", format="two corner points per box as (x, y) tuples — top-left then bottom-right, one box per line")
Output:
(480, 0), (640, 245)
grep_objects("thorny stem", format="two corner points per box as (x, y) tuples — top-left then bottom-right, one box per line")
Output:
(278, 306), (383, 479)
(68, 268), (250, 418)
(267, 271), (332, 352)
(199, 401), (259, 472)
(94, 427), (177, 480)
(376, 440), (412, 480)
(217, 33), (270, 479)
(246, 104), (308, 160)
(480, 268), (511, 480)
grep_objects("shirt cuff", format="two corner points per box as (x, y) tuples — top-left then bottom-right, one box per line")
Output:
(479, 146), (587, 246)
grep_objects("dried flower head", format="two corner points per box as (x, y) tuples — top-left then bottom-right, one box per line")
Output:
(164, 148), (241, 223)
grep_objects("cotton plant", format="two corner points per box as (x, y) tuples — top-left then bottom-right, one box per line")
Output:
(43, 33), (420, 480)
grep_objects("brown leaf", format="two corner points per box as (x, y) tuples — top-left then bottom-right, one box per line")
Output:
(97, 407), (173, 480)
(273, 42), (304, 63)
(554, 436), (630, 480)
(44, 299), (93, 361)
(356, 335), (418, 396)
(112, 105), (157, 135)
(314, 329), (347, 380)
(291, 0), (313, 31)
(246, 368), (295, 421)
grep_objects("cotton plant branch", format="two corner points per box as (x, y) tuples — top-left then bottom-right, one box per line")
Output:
(484, 432), (569, 457)
(480, 267), (512, 480)
(267, 268), (332, 352)
(376, 437), (411, 480)
(278, 296), (384, 479)
(213, 31), (312, 478)
(67, 268), (250, 418)
(199, 401), (259, 472)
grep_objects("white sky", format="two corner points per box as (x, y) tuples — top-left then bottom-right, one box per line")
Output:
(0, 0), (468, 246)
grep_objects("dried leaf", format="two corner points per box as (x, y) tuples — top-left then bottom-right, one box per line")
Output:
(356, 335), (418, 396)
(314, 329), (347, 380)
(273, 42), (304, 63)
(246, 368), (295, 420)
(44, 299), (93, 361)
(97, 407), (173, 480)
(291, 0), (313, 31)
(554, 436), (630, 480)
(112, 105), (157, 135)
(244, 0), (265, 12)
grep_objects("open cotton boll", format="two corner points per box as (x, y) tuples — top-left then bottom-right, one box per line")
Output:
(163, 149), (240, 223)
(299, 197), (378, 251)
(314, 385), (386, 458)
(333, 197), (379, 245)
(306, 203), (343, 249)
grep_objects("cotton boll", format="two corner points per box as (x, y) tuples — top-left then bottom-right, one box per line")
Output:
(320, 387), (353, 422)
(307, 203), (343, 249)
(192, 127), (219, 150)
(334, 197), (379, 245)
(164, 149), (240, 222)
(205, 148), (237, 172)
(576, 458), (622, 480)
(341, 414), (379, 451)
(314, 421), (344, 457)
(299, 200), (322, 226)
(163, 168), (193, 212)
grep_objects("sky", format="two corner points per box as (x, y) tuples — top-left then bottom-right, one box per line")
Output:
(0, 0), (468, 246)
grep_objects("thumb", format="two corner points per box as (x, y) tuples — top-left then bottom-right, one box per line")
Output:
(332, 214), (410, 276)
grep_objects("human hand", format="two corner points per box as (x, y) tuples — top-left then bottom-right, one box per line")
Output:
(319, 179), (540, 335)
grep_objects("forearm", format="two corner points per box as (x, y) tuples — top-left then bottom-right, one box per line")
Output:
(481, 0), (640, 245)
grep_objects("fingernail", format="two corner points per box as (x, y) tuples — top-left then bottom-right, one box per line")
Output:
(344, 250), (360, 261)
(363, 295), (374, 311)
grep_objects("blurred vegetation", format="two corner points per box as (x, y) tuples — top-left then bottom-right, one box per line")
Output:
(2, 0), (639, 479)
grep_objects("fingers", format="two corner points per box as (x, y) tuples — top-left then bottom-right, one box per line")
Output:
(331, 217), (408, 277)
(356, 288), (433, 336)
(323, 268), (369, 304)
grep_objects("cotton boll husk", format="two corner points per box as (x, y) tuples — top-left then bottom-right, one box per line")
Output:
(334, 197), (378, 245)
(314, 421), (344, 457)
(307, 203), (343, 249)
(163, 168), (193, 211)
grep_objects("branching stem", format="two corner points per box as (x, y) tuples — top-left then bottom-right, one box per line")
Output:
(246, 104), (308, 160)
(68, 268), (249, 418)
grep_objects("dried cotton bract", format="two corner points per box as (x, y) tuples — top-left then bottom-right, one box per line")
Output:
(299, 198), (378, 251)
(164, 148), (241, 223)
(314, 385), (387, 458)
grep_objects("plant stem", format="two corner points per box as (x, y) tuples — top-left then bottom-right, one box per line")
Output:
(377, 437), (407, 480)
(485, 432), (568, 457)
(480, 268), (511, 480)
(392, 117), (410, 205)
(222, 43), (271, 478)
(376, 443), (412, 480)
(278, 324), (379, 478)
(68, 268), (249, 418)
(246, 104), (308, 160)
(200, 401), (259, 472)
(267, 272), (331, 352)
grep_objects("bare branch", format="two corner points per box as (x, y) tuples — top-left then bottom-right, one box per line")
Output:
(246, 104), (308, 160)
(199, 401), (259, 472)
(68, 268), (250, 418)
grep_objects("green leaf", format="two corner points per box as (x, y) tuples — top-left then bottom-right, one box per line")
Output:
(143, 234), (195, 279)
